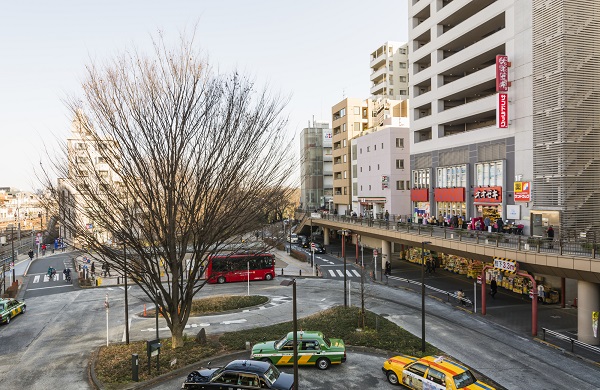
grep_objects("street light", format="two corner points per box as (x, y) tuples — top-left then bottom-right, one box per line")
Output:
(340, 229), (350, 307)
(280, 279), (298, 390)
(421, 240), (432, 352)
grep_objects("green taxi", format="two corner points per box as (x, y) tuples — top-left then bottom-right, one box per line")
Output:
(250, 331), (346, 370)
(0, 298), (26, 325)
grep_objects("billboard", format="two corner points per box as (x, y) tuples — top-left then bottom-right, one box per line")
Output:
(496, 55), (509, 92)
(497, 93), (508, 128)
(514, 181), (531, 202)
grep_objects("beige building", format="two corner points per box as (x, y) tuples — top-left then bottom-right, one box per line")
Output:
(331, 98), (371, 215)
(370, 41), (410, 100)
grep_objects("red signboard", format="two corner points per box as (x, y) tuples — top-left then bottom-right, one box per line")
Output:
(434, 188), (465, 202)
(514, 181), (531, 202)
(411, 188), (429, 202)
(496, 55), (509, 92)
(497, 93), (508, 128)
(474, 186), (502, 203)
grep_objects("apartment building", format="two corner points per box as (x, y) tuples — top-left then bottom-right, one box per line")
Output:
(370, 41), (410, 100)
(331, 98), (371, 215)
(59, 114), (121, 245)
(299, 120), (333, 212)
(408, 0), (600, 237)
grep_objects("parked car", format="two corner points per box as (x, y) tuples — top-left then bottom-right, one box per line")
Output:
(251, 330), (346, 370)
(0, 298), (26, 325)
(181, 359), (293, 389)
(382, 354), (496, 389)
(286, 233), (298, 244)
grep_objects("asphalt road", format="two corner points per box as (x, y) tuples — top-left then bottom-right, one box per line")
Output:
(22, 252), (77, 298)
(1, 275), (599, 389)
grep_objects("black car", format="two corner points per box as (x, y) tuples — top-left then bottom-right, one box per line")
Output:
(182, 359), (294, 390)
(311, 242), (326, 254)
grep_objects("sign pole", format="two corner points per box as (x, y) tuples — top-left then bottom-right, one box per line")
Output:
(105, 293), (109, 346)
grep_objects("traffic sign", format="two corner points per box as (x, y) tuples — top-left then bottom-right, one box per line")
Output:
(311, 243), (316, 250)
(373, 249), (378, 257)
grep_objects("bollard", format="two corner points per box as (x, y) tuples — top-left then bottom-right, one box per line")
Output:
(281, 268), (284, 275)
(117, 277), (120, 284)
(299, 269), (302, 276)
(132, 354), (139, 382)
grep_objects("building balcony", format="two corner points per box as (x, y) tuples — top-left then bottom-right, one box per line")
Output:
(370, 53), (387, 69)
(370, 81), (388, 95)
(370, 67), (387, 83)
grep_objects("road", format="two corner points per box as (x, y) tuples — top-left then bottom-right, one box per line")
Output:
(1, 272), (599, 389)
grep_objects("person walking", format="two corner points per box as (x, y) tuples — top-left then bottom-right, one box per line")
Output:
(546, 226), (555, 249)
(457, 289), (466, 306)
(490, 278), (498, 299)
(91, 261), (96, 276)
(385, 260), (391, 276)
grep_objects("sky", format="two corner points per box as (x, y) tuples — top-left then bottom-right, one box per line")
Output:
(1, 0), (408, 192)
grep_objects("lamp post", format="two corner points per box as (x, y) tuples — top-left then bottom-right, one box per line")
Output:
(280, 279), (298, 390)
(421, 240), (431, 352)
(124, 243), (129, 344)
(155, 289), (160, 340)
(341, 229), (349, 307)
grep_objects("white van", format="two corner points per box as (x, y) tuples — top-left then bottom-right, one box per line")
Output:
(287, 233), (299, 244)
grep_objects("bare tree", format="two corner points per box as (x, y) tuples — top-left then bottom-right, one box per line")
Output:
(41, 33), (295, 348)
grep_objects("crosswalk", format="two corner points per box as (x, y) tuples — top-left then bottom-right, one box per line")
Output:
(32, 273), (70, 283)
(327, 269), (362, 278)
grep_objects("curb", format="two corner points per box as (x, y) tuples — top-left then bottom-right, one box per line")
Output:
(90, 346), (249, 390)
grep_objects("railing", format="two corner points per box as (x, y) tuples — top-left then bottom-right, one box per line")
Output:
(387, 275), (473, 307)
(319, 214), (600, 260)
(541, 328), (600, 357)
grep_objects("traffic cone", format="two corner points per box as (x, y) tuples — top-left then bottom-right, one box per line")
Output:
(571, 297), (578, 308)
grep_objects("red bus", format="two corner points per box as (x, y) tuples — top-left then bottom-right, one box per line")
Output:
(205, 253), (276, 284)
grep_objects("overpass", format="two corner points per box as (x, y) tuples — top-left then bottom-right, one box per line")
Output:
(299, 213), (600, 345)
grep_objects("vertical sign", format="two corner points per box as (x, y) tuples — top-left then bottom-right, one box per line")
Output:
(497, 93), (508, 128)
(496, 55), (509, 92)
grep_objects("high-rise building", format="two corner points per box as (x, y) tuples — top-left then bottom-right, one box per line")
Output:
(408, 0), (600, 235)
(300, 120), (332, 212)
(332, 98), (371, 215)
(370, 41), (410, 100)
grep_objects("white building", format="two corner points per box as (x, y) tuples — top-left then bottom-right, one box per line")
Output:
(370, 41), (410, 100)
(355, 117), (411, 219)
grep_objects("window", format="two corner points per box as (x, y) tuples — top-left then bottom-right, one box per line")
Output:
(343, 155), (347, 163)
(396, 159), (405, 169)
(406, 363), (427, 377)
(360, 167), (362, 172)
(399, 76), (407, 82)
(397, 180), (405, 190)
(389, 89), (394, 96)
(369, 166), (371, 171)
(381, 143), (384, 149)
(437, 164), (467, 188)
(427, 368), (446, 385)
(369, 185), (371, 190)
(343, 187), (348, 195)
(389, 77), (394, 85)
(399, 48), (407, 54)
(374, 144), (377, 150)
(400, 90), (407, 95)
(406, 180), (410, 189)
(396, 138), (404, 148)
(343, 171), (347, 179)
(367, 146), (370, 152)
(342, 139), (347, 147)
(354, 122), (361, 131)
(342, 123), (346, 132)
(412, 169), (429, 188)
(340, 108), (346, 117)
(399, 62), (407, 69)
(360, 185), (363, 191)
(360, 148), (362, 154)
(388, 62), (393, 70)
(475, 160), (503, 186)
(353, 106), (360, 115)
(377, 164), (380, 170)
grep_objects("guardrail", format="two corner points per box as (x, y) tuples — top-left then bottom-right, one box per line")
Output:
(318, 214), (600, 259)
(387, 275), (473, 307)
(541, 328), (600, 357)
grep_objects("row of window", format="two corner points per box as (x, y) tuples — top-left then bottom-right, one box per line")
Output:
(358, 159), (405, 173)
(360, 180), (411, 191)
(413, 161), (504, 189)
(359, 138), (404, 155)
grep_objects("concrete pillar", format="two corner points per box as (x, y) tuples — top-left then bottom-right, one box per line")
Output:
(577, 280), (600, 345)
(323, 228), (330, 246)
(381, 240), (391, 274)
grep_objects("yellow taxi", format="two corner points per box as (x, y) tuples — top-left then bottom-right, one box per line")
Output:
(382, 354), (496, 389)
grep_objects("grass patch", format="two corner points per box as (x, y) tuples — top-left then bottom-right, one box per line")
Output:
(143, 295), (269, 317)
(219, 306), (440, 357)
(96, 303), (440, 388)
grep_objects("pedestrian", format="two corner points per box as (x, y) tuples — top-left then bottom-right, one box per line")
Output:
(546, 226), (554, 249)
(105, 262), (111, 277)
(457, 289), (465, 306)
(490, 278), (498, 299)
(91, 261), (96, 276)
(42, 244), (47, 255)
(431, 258), (436, 274)
(385, 260), (391, 276)
(384, 210), (390, 222)
(425, 259), (432, 274)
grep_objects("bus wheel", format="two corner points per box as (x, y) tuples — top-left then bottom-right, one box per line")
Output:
(265, 273), (273, 281)
(217, 276), (226, 284)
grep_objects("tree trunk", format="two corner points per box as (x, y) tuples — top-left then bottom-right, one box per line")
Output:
(171, 320), (185, 349)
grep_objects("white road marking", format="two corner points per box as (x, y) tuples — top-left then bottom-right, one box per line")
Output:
(352, 270), (361, 277)
(221, 319), (247, 325)
(346, 270), (353, 277)
(27, 284), (72, 291)
(33, 275), (40, 283)
(43, 275), (50, 282)
(328, 270), (336, 277)
(336, 270), (344, 277)
(122, 318), (133, 342)
(118, 286), (132, 290)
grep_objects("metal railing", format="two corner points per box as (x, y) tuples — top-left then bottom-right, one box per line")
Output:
(319, 214), (600, 259)
(541, 328), (600, 357)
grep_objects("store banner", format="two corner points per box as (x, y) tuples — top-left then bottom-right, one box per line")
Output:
(497, 93), (508, 128)
(496, 55), (509, 92)
(474, 186), (502, 203)
(411, 188), (429, 202)
(514, 181), (531, 202)
(434, 188), (465, 202)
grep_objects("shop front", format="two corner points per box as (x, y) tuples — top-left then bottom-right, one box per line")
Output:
(359, 197), (386, 219)
(474, 186), (503, 222)
(530, 210), (560, 238)
(434, 188), (466, 220)
(410, 188), (430, 222)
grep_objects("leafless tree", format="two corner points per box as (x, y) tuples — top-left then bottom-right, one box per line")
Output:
(40, 33), (296, 348)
